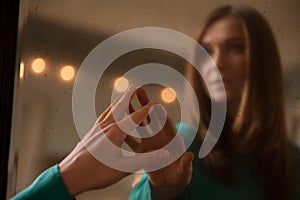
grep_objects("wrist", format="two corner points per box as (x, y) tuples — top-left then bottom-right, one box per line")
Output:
(58, 159), (83, 196)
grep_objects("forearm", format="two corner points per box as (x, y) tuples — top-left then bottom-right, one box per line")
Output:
(11, 165), (74, 200)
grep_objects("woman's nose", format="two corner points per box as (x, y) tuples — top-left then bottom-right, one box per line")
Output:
(211, 50), (225, 72)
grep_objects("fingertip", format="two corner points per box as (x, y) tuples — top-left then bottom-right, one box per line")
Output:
(141, 102), (155, 113)
(136, 87), (150, 106)
(147, 102), (155, 108)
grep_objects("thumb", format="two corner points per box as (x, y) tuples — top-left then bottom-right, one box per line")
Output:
(178, 152), (194, 172)
(177, 152), (194, 186)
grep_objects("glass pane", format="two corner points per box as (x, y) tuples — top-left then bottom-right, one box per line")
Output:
(7, 0), (300, 199)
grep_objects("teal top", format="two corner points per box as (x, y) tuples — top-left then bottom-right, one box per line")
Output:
(129, 123), (300, 200)
(10, 123), (300, 200)
(11, 164), (74, 200)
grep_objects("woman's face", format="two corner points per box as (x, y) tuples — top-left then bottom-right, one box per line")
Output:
(200, 16), (248, 103)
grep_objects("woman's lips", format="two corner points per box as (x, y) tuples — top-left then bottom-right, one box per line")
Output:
(210, 79), (231, 85)
(208, 79), (233, 90)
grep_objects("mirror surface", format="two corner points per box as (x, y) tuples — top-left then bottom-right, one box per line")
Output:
(7, 0), (300, 199)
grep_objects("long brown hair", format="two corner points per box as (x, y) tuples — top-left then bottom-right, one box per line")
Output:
(186, 5), (292, 199)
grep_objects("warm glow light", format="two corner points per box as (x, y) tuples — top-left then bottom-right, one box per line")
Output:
(114, 77), (129, 92)
(32, 58), (46, 73)
(60, 65), (75, 81)
(161, 87), (176, 103)
(19, 62), (24, 79)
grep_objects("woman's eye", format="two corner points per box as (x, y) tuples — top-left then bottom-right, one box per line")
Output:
(204, 47), (213, 55)
(228, 44), (245, 53)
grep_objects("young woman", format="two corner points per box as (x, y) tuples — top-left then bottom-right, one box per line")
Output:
(129, 5), (300, 200)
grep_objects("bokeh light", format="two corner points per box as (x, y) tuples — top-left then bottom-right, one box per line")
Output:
(32, 58), (46, 73)
(161, 87), (176, 103)
(114, 77), (129, 92)
(60, 65), (75, 81)
(19, 62), (24, 78)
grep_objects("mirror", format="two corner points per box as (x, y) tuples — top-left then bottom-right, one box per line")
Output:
(7, 0), (300, 199)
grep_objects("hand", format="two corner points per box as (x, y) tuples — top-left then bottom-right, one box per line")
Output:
(125, 87), (178, 152)
(59, 86), (170, 196)
(125, 88), (194, 199)
(148, 152), (194, 200)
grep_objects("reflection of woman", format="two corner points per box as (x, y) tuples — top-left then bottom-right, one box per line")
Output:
(129, 5), (300, 199)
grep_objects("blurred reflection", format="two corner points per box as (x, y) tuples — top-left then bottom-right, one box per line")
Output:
(7, 0), (300, 200)
(161, 87), (176, 103)
(19, 62), (25, 79)
(31, 58), (46, 73)
(60, 65), (75, 81)
(114, 77), (129, 92)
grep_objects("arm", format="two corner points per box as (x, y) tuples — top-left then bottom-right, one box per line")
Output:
(11, 165), (73, 200)
(12, 86), (169, 199)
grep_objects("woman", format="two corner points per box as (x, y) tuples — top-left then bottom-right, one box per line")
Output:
(129, 5), (300, 200)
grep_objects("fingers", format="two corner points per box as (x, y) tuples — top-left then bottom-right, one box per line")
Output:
(129, 102), (153, 125)
(111, 85), (136, 121)
(129, 103), (147, 127)
(99, 86), (136, 127)
(180, 152), (194, 166)
(129, 103), (135, 114)
(116, 103), (153, 133)
(145, 104), (168, 137)
(133, 87), (175, 135)
(136, 87), (150, 106)
(125, 135), (140, 151)
(105, 103), (153, 147)
(97, 97), (121, 124)
(178, 152), (194, 176)
(97, 104), (112, 124)
(99, 85), (149, 126)
(163, 117), (178, 137)
(136, 87), (151, 124)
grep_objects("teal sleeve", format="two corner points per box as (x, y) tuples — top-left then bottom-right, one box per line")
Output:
(176, 122), (195, 149)
(11, 164), (74, 200)
(128, 173), (152, 200)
